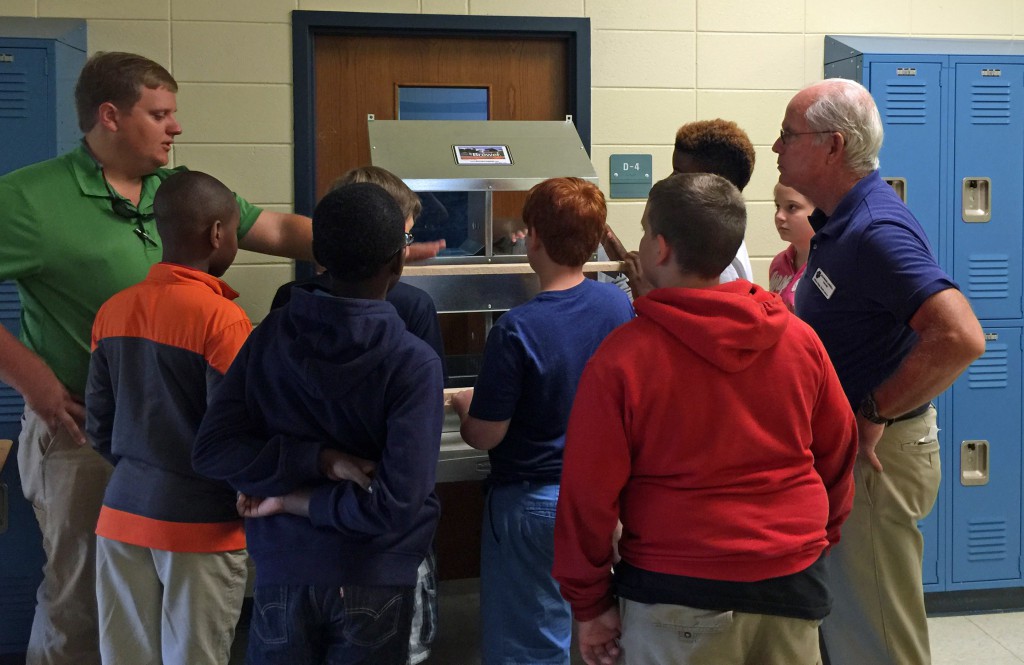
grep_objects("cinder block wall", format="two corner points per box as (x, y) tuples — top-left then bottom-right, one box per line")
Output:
(6, 0), (1024, 320)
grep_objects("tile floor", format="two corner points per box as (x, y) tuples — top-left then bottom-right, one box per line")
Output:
(929, 612), (1024, 664)
(430, 579), (1024, 665)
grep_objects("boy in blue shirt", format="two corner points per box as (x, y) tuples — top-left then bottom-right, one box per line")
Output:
(193, 182), (444, 665)
(451, 177), (634, 665)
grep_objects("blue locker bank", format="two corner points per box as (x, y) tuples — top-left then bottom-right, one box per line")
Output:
(0, 18), (86, 655)
(827, 35), (1024, 598)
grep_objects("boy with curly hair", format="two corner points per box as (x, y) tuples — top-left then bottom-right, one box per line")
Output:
(604, 118), (757, 297)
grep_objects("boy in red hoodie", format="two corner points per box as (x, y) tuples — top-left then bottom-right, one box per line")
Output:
(552, 173), (858, 665)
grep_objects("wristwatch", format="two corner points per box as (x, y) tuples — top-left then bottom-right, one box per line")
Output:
(858, 393), (893, 426)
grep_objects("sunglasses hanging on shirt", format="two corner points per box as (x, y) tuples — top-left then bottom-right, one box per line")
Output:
(104, 179), (158, 248)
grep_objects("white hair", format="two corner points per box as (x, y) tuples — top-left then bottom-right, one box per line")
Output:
(804, 79), (883, 177)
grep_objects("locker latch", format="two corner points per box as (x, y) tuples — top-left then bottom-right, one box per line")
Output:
(962, 178), (992, 223)
(884, 177), (907, 203)
(961, 440), (990, 486)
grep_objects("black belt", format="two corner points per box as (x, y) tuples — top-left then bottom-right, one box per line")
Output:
(891, 402), (931, 424)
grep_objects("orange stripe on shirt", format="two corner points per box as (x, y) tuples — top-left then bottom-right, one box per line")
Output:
(90, 263), (251, 374)
(96, 506), (246, 553)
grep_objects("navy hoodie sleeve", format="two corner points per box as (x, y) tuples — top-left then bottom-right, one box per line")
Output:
(192, 340), (323, 495)
(85, 341), (118, 465)
(306, 354), (443, 537)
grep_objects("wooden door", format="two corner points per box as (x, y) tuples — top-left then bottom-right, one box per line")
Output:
(312, 32), (571, 580)
(313, 34), (568, 199)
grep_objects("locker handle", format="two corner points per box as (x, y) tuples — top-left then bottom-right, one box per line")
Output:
(884, 177), (907, 204)
(962, 178), (991, 223)
(960, 440), (990, 486)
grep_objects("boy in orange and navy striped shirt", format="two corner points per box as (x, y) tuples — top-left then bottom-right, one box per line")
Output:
(85, 170), (251, 665)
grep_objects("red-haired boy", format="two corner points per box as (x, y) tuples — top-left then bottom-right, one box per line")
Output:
(451, 177), (634, 664)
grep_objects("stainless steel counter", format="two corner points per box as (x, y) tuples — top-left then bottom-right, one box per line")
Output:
(438, 434), (490, 483)
(437, 401), (490, 483)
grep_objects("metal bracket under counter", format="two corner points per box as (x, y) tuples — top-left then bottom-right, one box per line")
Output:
(437, 390), (490, 483)
(437, 432), (491, 483)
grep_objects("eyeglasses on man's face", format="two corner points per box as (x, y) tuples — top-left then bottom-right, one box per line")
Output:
(388, 232), (415, 261)
(778, 129), (835, 145)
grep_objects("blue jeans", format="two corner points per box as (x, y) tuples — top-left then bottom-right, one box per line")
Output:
(481, 482), (571, 665)
(247, 584), (414, 665)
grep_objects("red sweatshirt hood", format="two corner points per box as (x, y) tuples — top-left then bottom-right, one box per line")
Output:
(634, 280), (790, 373)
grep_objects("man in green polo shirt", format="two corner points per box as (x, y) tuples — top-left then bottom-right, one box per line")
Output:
(0, 52), (315, 665)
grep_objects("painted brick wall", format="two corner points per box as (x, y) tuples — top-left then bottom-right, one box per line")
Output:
(4, 0), (1024, 317)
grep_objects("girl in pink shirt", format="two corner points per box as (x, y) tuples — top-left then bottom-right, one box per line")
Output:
(769, 182), (815, 312)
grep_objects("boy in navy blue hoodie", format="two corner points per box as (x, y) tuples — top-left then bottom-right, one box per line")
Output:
(269, 165), (444, 665)
(193, 182), (444, 665)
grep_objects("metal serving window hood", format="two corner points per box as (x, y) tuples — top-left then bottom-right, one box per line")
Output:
(367, 119), (613, 482)
(367, 116), (598, 192)
(366, 117), (619, 314)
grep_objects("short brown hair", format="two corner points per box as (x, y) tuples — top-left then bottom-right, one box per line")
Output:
(646, 173), (746, 279)
(674, 119), (756, 192)
(521, 177), (606, 268)
(331, 166), (422, 222)
(154, 171), (238, 248)
(75, 52), (177, 133)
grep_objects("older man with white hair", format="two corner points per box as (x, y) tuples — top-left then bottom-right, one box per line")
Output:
(773, 79), (985, 665)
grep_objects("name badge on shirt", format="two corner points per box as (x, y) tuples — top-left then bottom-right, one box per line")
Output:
(811, 268), (836, 299)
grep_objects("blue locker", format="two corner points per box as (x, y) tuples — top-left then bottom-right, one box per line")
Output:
(0, 17), (86, 656)
(868, 60), (944, 262)
(952, 64), (1024, 321)
(951, 329), (1022, 585)
(0, 283), (37, 654)
(0, 46), (52, 174)
(0, 19), (85, 176)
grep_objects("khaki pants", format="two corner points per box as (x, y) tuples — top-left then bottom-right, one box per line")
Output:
(619, 599), (821, 665)
(95, 537), (247, 665)
(18, 407), (113, 665)
(821, 407), (941, 665)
